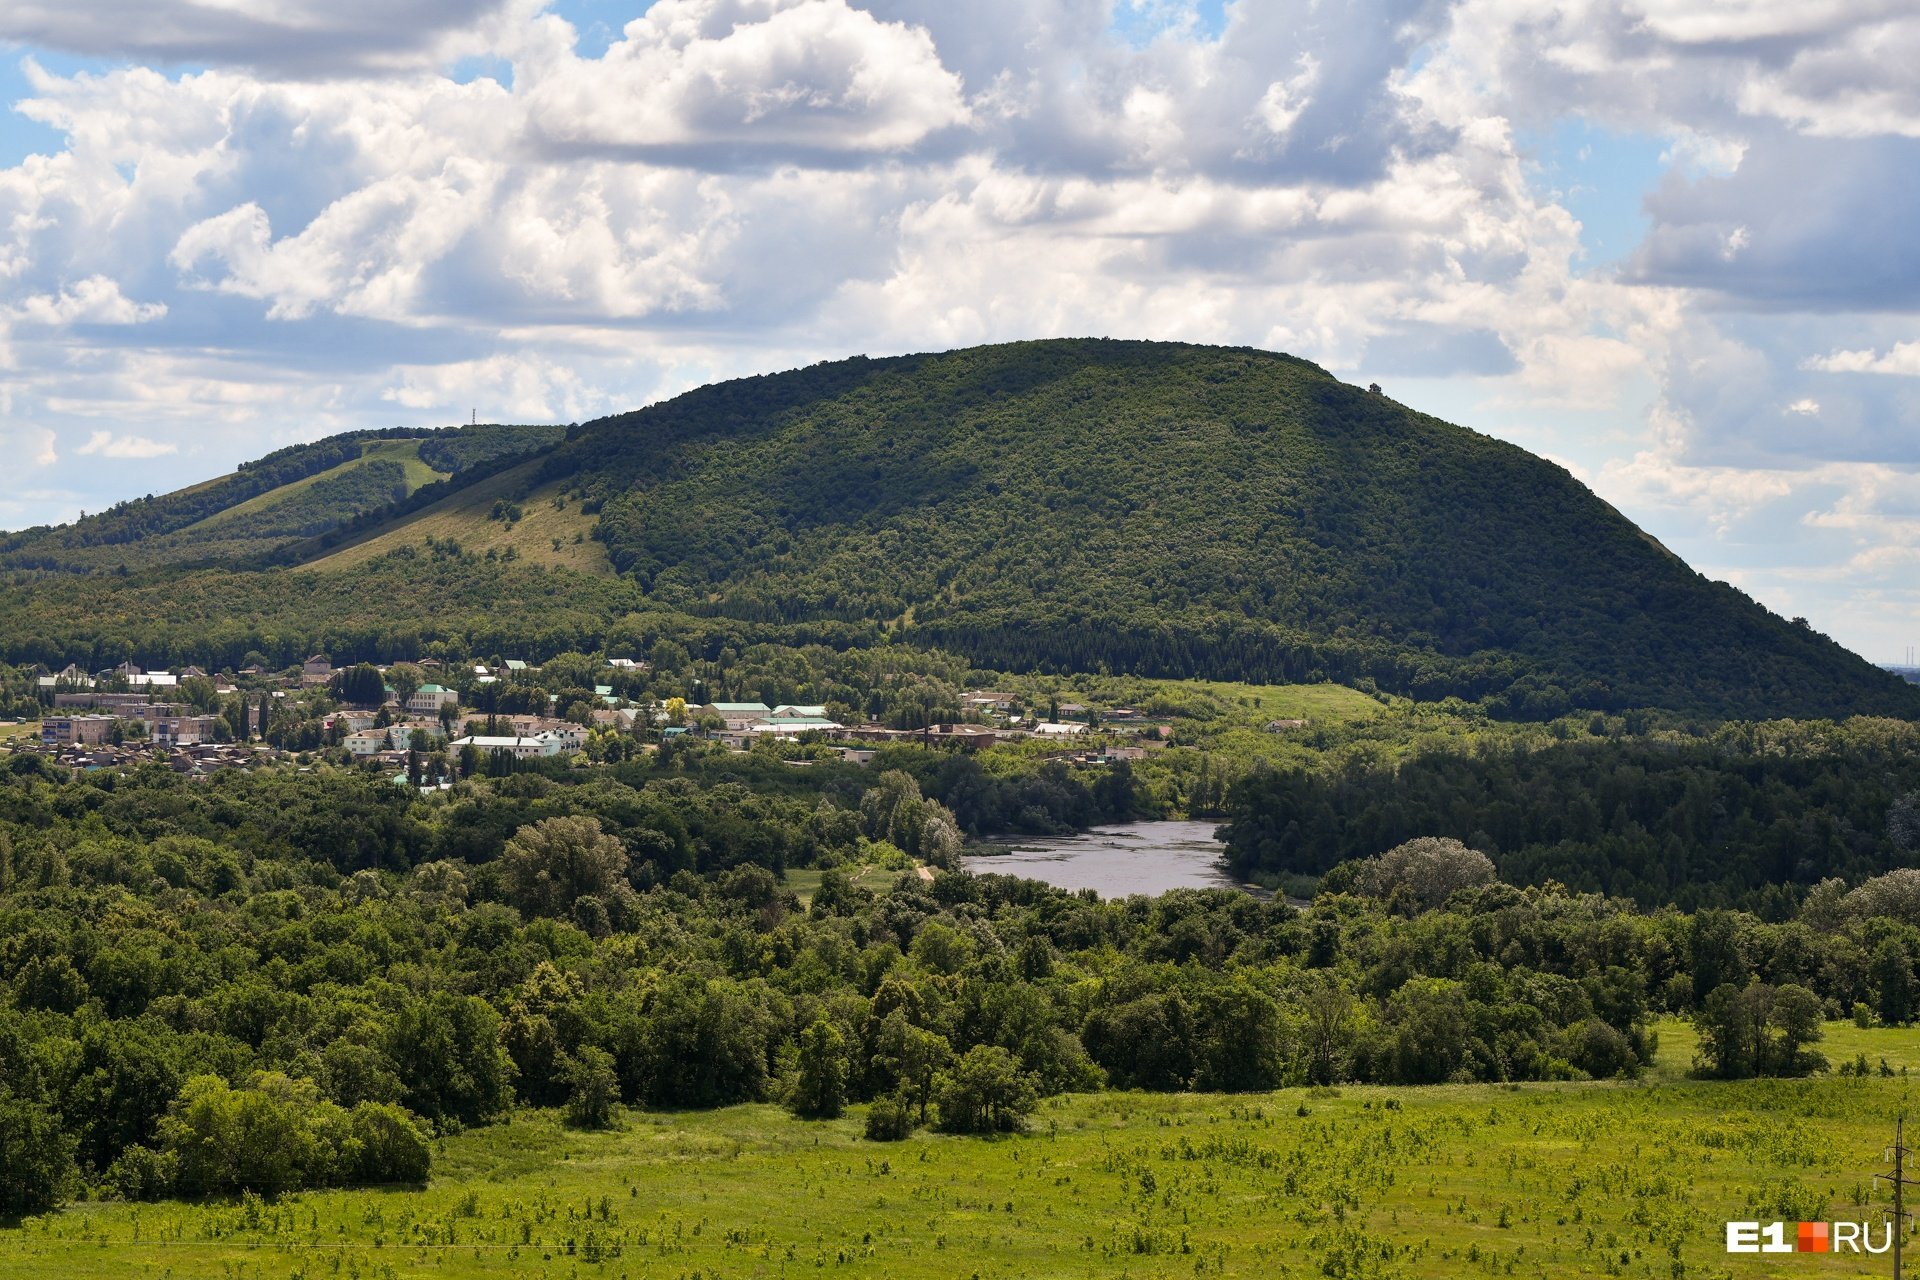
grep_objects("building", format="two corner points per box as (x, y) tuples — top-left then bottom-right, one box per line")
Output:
(344, 730), (391, 757)
(1033, 721), (1089, 737)
(302, 655), (333, 685)
(504, 659), (530, 673)
(54, 691), (151, 711)
(42, 715), (117, 746)
(730, 715), (844, 745)
(406, 684), (458, 714)
(924, 723), (1004, 748)
(771, 704), (829, 719)
(450, 733), (566, 760)
(962, 691), (1016, 714)
(541, 723), (588, 752)
(146, 708), (220, 745)
(346, 723), (443, 756)
(329, 710), (379, 734)
(393, 722), (447, 749)
(701, 702), (773, 731)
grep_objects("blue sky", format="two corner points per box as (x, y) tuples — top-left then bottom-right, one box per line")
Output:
(1526, 120), (1671, 271)
(0, 0), (1915, 662)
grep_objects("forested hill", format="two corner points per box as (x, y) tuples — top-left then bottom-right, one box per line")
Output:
(0, 422), (565, 574)
(528, 339), (1912, 720)
(1, 338), (1912, 722)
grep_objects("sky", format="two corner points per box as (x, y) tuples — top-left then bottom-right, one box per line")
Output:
(0, 0), (1916, 664)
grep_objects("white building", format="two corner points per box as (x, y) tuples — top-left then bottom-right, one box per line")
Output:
(345, 730), (392, 757)
(406, 684), (458, 714)
(451, 733), (565, 759)
(542, 723), (589, 752)
(702, 702), (773, 731)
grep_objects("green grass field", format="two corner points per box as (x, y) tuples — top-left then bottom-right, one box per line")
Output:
(179, 440), (448, 534)
(304, 459), (611, 575)
(1175, 678), (1390, 724)
(6, 1023), (1915, 1280)
(780, 862), (928, 905)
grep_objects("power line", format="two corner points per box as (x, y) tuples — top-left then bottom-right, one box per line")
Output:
(1876, 1113), (1917, 1280)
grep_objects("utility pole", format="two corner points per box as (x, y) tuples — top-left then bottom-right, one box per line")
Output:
(1879, 1114), (1916, 1280)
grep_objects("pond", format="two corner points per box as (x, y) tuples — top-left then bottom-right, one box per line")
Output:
(961, 819), (1256, 898)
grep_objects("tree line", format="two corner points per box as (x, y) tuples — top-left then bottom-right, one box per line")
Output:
(2, 759), (1916, 1216)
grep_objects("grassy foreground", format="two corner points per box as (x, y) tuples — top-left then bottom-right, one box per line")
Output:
(4, 1024), (1915, 1280)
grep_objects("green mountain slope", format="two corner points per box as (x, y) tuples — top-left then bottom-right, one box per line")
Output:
(527, 339), (1913, 719)
(0, 423), (565, 574)
(0, 339), (1910, 720)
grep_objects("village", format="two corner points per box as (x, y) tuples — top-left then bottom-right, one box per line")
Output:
(9, 652), (1165, 783)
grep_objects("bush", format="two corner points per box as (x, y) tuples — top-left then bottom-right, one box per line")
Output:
(158, 1073), (432, 1197)
(934, 1046), (1037, 1135)
(863, 1095), (916, 1142)
(1561, 1017), (1637, 1079)
(563, 1047), (619, 1130)
(345, 1102), (431, 1184)
(1345, 837), (1497, 912)
(0, 1092), (75, 1216)
(104, 1144), (178, 1201)
(789, 1019), (848, 1120)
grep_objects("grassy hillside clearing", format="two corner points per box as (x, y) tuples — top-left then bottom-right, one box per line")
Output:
(3, 1023), (1913, 1279)
(304, 459), (612, 575)
(179, 440), (447, 535)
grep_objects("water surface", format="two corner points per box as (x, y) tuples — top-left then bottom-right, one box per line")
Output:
(962, 819), (1250, 898)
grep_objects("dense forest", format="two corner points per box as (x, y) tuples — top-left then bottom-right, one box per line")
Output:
(1220, 717), (1920, 909)
(3, 341), (1912, 722)
(545, 340), (1914, 720)
(2, 756), (1915, 1217)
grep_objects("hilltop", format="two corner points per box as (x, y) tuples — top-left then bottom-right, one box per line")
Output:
(1, 339), (1913, 721)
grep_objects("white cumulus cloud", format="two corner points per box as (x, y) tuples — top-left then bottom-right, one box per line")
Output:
(74, 430), (179, 459)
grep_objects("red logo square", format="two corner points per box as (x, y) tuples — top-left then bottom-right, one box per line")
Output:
(1797, 1222), (1829, 1253)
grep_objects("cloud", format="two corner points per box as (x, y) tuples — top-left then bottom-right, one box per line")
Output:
(0, 0), (524, 78)
(1806, 339), (1920, 374)
(1627, 134), (1920, 310)
(75, 430), (178, 459)
(74, 429), (180, 460)
(5, 427), (60, 467)
(520, 0), (970, 159)
(0, 0), (1917, 659)
(10, 276), (166, 325)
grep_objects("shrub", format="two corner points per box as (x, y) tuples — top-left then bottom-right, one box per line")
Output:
(1343, 837), (1497, 912)
(0, 1092), (75, 1216)
(157, 1073), (433, 1197)
(103, 1144), (178, 1201)
(789, 1019), (848, 1120)
(345, 1103), (431, 1184)
(864, 1095), (916, 1142)
(562, 1048), (619, 1130)
(934, 1046), (1037, 1135)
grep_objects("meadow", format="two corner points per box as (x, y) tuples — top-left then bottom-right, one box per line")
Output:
(4, 1022), (1913, 1280)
